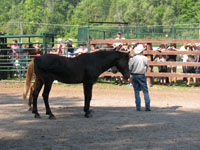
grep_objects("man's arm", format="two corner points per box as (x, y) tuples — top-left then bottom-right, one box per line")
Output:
(129, 57), (134, 71)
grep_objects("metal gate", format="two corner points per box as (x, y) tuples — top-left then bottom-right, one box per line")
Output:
(0, 32), (54, 79)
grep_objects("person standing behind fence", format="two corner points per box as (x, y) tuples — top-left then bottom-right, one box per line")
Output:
(64, 39), (76, 57)
(10, 40), (20, 77)
(155, 44), (167, 85)
(34, 41), (43, 56)
(166, 43), (177, 86)
(28, 43), (37, 59)
(185, 44), (197, 86)
(113, 32), (125, 85)
(113, 32), (125, 48)
(195, 43), (200, 84)
(75, 43), (88, 55)
(180, 43), (188, 82)
(129, 44), (151, 111)
(57, 38), (63, 55)
(11, 40), (19, 58)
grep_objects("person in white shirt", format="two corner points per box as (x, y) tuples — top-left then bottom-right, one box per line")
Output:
(129, 44), (151, 111)
(75, 43), (88, 55)
(113, 32), (125, 48)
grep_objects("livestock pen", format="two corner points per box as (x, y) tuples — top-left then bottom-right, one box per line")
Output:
(90, 38), (200, 86)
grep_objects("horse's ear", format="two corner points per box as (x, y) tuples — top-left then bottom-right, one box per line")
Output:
(113, 47), (117, 51)
(113, 45), (122, 51)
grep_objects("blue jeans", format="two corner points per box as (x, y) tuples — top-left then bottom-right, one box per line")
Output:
(132, 74), (150, 110)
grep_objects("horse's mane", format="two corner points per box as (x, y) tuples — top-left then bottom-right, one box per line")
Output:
(94, 48), (115, 51)
(77, 49), (119, 58)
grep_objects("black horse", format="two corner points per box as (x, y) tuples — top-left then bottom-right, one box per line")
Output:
(31, 49), (130, 119)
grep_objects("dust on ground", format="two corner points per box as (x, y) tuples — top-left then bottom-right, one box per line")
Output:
(0, 82), (200, 150)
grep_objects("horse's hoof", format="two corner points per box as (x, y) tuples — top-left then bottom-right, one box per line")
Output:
(34, 113), (41, 119)
(84, 112), (92, 118)
(85, 113), (89, 118)
(28, 107), (32, 111)
(49, 115), (56, 120)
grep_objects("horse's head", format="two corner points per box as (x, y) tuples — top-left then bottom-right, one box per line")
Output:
(115, 51), (130, 79)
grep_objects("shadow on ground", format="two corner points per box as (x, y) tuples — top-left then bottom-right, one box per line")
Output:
(0, 93), (200, 150)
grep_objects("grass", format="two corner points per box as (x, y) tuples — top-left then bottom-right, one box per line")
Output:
(1, 74), (200, 90)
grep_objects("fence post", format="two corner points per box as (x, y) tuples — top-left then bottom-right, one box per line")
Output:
(172, 26), (176, 39)
(42, 33), (47, 54)
(146, 43), (153, 87)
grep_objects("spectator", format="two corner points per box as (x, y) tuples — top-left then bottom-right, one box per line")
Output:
(57, 38), (63, 55)
(166, 43), (177, 86)
(75, 43), (88, 55)
(179, 43), (188, 82)
(129, 44), (151, 111)
(195, 43), (200, 84)
(28, 43), (37, 58)
(5, 45), (14, 78)
(113, 32), (125, 48)
(11, 40), (19, 58)
(64, 39), (76, 57)
(155, 44), (167, 85)
(20, 44), (28, 78)
(10, 40), (20, 77)
(50, 46), (58, 54)
(185, 43), (197, 86)
(34, 41), (43, 56)
(121, 43), (129, 51)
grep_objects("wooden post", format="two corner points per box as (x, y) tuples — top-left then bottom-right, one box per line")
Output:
(146, 43), (153, 87)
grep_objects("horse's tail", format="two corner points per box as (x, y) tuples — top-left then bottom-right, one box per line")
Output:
(23, 60), (34, 104)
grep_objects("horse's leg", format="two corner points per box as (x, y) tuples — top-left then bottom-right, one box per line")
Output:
(83, 82), (93, 118)
(42, 81), (55, 119)
(32, 78), (43, 118)
(28, 83), (36, 111)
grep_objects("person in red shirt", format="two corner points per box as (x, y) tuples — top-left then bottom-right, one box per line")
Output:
(57, 38), (63, 55)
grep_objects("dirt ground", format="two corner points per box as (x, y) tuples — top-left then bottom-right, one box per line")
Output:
(0, 82), (200, 150)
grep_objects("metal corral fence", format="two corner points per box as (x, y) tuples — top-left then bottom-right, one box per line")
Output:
(90, 39), (200, 85)
(0, 32), (87, 80)
(0, 32), (55, 79)
(78, 25), (200, 42)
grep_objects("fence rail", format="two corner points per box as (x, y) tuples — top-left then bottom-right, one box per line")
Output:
(90, 38), (200, 84)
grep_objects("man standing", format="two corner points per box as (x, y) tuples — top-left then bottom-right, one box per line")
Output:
(129, 44), (151, 111)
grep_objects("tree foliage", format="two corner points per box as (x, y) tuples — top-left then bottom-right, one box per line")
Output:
(0, 0), (199, 38)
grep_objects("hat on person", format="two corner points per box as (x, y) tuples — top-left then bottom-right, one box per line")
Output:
(117, 32), (122, 35)
(134, 44), (145, 54)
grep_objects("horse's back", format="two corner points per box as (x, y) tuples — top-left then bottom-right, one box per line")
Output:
(34, 54), (85, 83)
(33, 51), (129, 83)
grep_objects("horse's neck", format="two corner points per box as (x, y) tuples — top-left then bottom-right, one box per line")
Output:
(98, 53), (119, 72)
